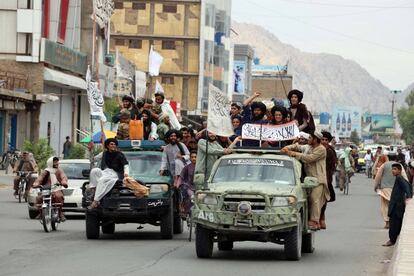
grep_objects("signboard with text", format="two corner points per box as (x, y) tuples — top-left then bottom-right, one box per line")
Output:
(242, 122), (300, 141)
(41, 39), (87, 75)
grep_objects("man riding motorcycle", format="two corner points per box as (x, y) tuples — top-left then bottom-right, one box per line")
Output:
(32, 157), (68, 221)
(13, 151), (38, 197)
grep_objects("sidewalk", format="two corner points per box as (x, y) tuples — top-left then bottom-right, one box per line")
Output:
(0, 169), (14, 187)
(389, 200), (414, 275)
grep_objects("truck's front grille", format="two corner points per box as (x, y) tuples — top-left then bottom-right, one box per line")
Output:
(222, 194), (266, 212)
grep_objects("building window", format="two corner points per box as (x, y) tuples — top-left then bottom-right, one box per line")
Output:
(162, 41), (175, 50)
(114, 1), (123, 9)
(115, 39), (125, 46)
(132, 2), (146, 10)
(163, 4), (177, 13)
(162, 77), (175, 85)
(129, 39), (142, 49)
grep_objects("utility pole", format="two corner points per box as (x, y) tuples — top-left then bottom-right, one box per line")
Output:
(390, 90), (402, 144)
(390, 90), (402, 118)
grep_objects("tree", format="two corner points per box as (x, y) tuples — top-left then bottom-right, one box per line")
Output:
(405, 90), (414, 107)
(22, 139), (55, 171)
(67, 144), (86, 159)
(397, 90), (414, 144)
(350, 130), (361, 145)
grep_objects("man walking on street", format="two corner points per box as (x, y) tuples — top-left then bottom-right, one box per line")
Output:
(374, 161), (408, 229)
(62, 136), (72, 159)
(382, 163), (412, 247)
(282, 131), (329, 230)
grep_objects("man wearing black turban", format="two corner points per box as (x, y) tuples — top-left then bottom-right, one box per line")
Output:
(241, 92), (268, 147)
(112, 95), (140, 123)
(287, 89), (314, 134)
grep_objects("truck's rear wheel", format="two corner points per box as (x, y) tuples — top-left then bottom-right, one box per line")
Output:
(160, 201), (173, 239)
(284, 217), (302, 261)
(173, 213), (183, 234)
(195, 224), (213, 258)
(86, 209), (100, 239)
(302, 232), (315, 253)
(102, 222), (115, 234)
(218, 241), (233, 251)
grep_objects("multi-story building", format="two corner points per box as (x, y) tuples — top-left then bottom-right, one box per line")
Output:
(110, 0), (232, 116)
(252, 64), (293, 102)
(0, 0), (43, 153)
(0, 0), (98, 155)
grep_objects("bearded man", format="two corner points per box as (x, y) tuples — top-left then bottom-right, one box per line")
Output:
(194, 131), (240, 190)
(159, 130), (190, 185)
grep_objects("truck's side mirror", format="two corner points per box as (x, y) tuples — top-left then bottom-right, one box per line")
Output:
(302, 176), (319, 189)
(82, 169), (91, 178)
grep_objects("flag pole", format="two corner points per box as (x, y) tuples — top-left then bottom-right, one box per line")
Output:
(203, 130), (209, 191)
(92, 12), (105, 147)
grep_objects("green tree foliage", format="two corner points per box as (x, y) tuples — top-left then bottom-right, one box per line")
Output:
(22, 138), (55, 171)
(397, 90), (414, 144)
(104, 98), (120, 118)
(350, 130), (361, 145)
(67, 144), (86, 159)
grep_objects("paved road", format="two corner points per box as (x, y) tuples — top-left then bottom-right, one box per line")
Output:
(0, 174), (393, 276)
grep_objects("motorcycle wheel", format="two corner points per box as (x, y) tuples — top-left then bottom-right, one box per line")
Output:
(51, 208), (59, 231)
(42, 206), (52, 232)
(18, 186), (22, 203)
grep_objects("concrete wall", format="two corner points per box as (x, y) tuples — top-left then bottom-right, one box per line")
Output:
(39, 85), (75, 156)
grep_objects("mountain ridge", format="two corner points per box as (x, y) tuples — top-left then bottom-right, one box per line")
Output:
(231, 21), (393, 114)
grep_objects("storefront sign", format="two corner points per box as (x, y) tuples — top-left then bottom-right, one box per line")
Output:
(3, 101), (15, 110)
(41, 39), (87, 75)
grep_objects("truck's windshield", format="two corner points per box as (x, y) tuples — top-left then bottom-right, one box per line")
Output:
(124, 152), (161, 177)
(211, 158), (295, 185)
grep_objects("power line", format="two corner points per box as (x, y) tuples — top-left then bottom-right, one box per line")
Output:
(234, 5), (406, 19)
(245, 0), (414, 55)
(276, 0), (414, 9)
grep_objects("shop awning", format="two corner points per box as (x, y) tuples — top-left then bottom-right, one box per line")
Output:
(43, 67), (86, 90)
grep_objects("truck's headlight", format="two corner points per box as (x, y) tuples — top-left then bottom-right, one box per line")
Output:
(150, 184), (169, 193)
(197, 193), (218, 205)
(272, 196), (296, 206)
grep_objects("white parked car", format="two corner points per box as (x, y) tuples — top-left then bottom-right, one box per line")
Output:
(27, 159), (90, 219)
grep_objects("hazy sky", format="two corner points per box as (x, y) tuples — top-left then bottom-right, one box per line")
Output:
(232, 0), (414, 90)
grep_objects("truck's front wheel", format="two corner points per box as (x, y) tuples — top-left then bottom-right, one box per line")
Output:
(284, 217), (302, 261)
(160, 201), (173, 239)
(86, 209), (100, 239)
(195, 224), (213, 258)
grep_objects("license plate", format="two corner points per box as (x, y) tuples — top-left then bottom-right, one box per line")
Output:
(42, 190), (50, 196)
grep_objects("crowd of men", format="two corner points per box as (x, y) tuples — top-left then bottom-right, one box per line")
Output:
(11, 87), (413, 243)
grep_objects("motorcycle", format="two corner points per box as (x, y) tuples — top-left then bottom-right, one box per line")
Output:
(16, 171), (37, 203)
(0, 148), (20, 172)
(39, 184), (63, 232)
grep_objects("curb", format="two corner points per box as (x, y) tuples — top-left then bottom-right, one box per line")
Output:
(388, 199), (414, 275)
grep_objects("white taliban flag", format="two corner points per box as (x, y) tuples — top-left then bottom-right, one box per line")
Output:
(86, 66), (107, 122)
(148, 46), (163, 77)
(93, 0), (114, 29)
(135, 70), (146, 99)
(207, 84), (233, 137)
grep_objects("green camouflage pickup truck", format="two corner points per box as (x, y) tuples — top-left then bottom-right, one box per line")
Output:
(192, 149), (319, 260)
